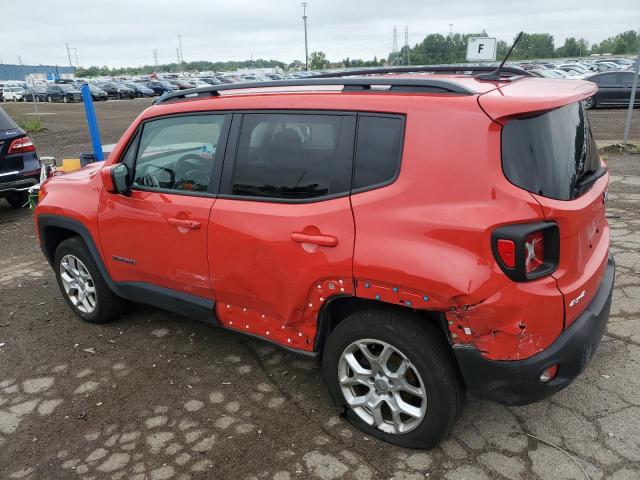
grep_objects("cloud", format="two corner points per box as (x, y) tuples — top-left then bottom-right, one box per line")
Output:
(0, 0), (637, 68)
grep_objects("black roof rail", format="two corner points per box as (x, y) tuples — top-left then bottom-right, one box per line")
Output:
(153, 77), (474, 105)
(307, 65), (533, 80)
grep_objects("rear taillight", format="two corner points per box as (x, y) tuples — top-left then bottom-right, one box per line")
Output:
(496, 239), (516, 268)
(492, 222), (559, 281)
(8, 136), (36, 154)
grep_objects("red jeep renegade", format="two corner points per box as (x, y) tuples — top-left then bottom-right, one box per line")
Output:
(34, 67), (614, 449)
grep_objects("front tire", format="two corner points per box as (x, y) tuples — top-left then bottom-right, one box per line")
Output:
(54, 237), (124, 324)
(322, 309), (464, 449)
(47, 96), (52, 103)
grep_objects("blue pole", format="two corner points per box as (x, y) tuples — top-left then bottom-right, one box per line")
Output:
(81, 83), (104, 161)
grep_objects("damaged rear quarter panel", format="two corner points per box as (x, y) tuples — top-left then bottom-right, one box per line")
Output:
(446, 275), (564, 360)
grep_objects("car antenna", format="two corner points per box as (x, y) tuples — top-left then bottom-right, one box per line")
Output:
(475, 31), (524, 81)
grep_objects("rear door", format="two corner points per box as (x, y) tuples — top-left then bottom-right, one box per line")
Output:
(209, 112), (356, 349)
(501, 101), (609, 326)
(593, 73), (619, 104)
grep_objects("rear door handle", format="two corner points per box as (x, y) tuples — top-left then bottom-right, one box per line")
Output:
(168, 217), (201, 229)
(291, 232), (338, 247)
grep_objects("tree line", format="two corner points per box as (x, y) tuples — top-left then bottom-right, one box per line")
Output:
(76, 29), (639, 77)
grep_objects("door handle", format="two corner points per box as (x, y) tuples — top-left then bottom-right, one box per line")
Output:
(291, 232), (338, 247)
(167, 217), (201, 229)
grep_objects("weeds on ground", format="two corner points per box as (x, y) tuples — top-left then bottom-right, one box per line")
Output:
(17, 118), (43, 133)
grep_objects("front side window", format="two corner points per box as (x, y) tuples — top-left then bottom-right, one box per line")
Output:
(132, 114), (228, 193)
(232, 113), (354, 200)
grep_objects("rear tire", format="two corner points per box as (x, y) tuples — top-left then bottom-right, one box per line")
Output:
(583, 96), (595, 110)
(54, 237), (125, 324)
(322, 308), (464, 449)
(5, 192), (28, 208)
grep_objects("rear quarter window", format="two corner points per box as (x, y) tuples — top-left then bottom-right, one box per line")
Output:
(353, 115), (404, 191)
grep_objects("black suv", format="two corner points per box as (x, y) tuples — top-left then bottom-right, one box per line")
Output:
(0, 108), (39, 208)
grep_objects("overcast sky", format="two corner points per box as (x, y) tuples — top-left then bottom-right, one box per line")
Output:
(1, 0), (638, 68)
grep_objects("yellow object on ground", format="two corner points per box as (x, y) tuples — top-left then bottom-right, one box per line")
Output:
(58, 158), (82, 173)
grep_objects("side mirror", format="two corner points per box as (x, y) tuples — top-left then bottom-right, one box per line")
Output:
(101, 163), (130, 194)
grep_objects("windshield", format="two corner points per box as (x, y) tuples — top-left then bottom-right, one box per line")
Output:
(502, 101), (600, 200)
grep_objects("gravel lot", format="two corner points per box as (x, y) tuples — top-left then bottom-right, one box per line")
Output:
(0, 100), (639, 480)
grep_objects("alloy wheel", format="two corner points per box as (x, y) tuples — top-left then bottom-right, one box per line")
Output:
(583, 97), (594, 109)
(338, 339), (427, 434)
(59, 254), (97, 314)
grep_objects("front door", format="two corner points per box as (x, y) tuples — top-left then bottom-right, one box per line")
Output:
(99, 113), (230, 299)
(209, 112), (356, 349)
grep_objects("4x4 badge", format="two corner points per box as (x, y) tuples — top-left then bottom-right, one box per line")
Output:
(112, 255), (136, 265)
(569, 290), (586, 308)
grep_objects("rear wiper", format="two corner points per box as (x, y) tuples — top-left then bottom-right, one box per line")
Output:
(574, 166), (607, 195)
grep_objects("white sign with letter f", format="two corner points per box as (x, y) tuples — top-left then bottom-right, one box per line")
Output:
(466, 37), (497, 62)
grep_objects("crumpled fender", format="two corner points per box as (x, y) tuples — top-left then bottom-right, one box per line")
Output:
(446, 275), (565, 361)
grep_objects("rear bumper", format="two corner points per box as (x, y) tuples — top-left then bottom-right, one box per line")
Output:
(0, 176), (38, 193)
(453, 254), (615, 406)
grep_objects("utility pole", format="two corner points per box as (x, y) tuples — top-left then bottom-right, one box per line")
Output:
(176, 48), (182, 74)
(73, 48), (79, 67)
(65, 42), (73, 68)
(449, 23), (453, 35)
(153, 49), (159, 73)
(302, 2), (309, 71)
(17, 55), (23, 65)
(623, 28), (640, 146)
(178, 34), (184, 72)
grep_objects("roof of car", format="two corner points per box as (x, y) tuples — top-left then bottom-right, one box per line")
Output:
(138, 71), (596, 123)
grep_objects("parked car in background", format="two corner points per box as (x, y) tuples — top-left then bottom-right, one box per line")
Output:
(97, 82), (135, 99)
(75, 83), (109, 101)
(529, 69), (570, 79)
(0, 107), (40, 208)
(45, 84), (82, 102)
(198, 77), (222, 85)
(595, 58), (633, 69)
(583, 71), (640, 109)
(144, 80), (177, 95)
(32, 85), (48, 102)
(124, 82), (155, 98)
(555, 66), (586, 78)
(2, 87), (33, 102)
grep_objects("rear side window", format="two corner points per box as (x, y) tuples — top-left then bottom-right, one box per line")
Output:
(502, 102), (600, 200)
(354, 115), (404, 190)
(232, 113), (354, 200)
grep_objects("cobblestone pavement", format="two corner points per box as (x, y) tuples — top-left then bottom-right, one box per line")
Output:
(0, 152), (639, 480)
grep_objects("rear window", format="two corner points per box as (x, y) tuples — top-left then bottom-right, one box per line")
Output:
(502, 101), (600, 200)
